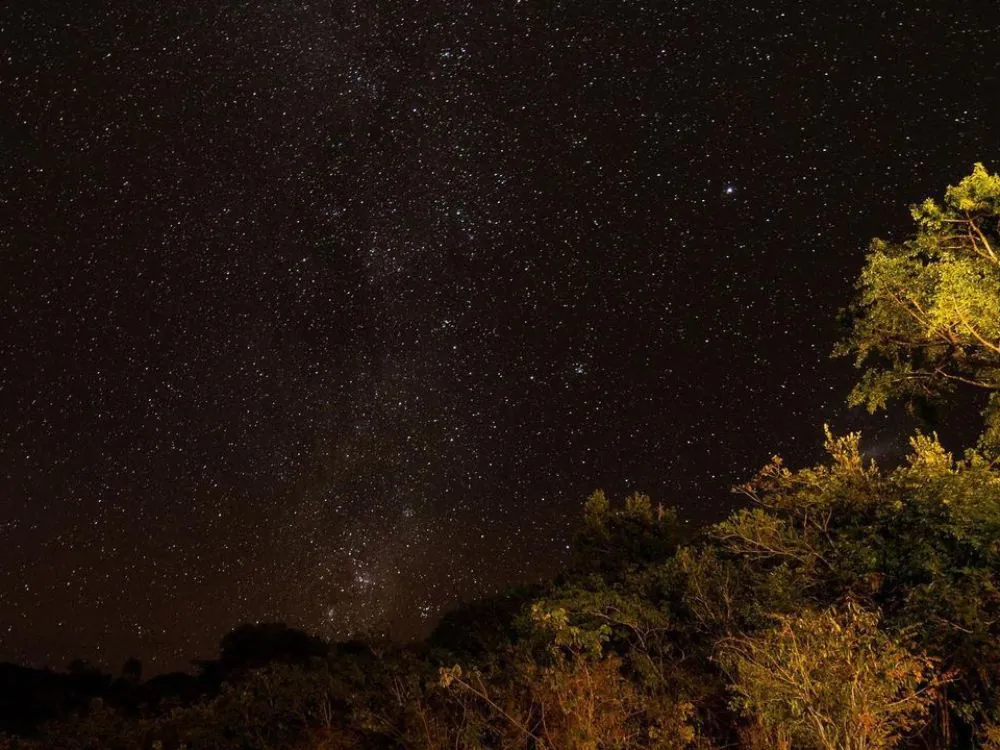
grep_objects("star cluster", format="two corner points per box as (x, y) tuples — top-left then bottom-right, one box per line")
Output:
(1, 0), (998, 671)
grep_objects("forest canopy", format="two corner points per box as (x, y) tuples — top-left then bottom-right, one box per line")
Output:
(836, 163), (1000, 451)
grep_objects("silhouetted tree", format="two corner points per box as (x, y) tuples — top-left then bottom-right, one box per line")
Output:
(121, 657), (141, 686)
(217, 622), (330, 671)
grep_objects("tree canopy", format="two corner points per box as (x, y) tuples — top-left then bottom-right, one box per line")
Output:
(836, 163), (1000, 450)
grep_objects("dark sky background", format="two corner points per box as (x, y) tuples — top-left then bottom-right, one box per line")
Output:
(2, 0), (998, 674)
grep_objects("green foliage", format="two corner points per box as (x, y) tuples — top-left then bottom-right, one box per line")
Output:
(711, 430), (1000, 721)
(836, 163), (1000, 452)
(572, 490), (684, 577)
(717, 602), (939, 750)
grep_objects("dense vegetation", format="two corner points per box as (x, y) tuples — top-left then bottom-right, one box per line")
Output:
(4, 166), (1000, 749)
(835, 162), (1000, 450)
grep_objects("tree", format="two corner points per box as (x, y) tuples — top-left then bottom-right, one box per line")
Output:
(440, 600), (698, 750)
(717, 602), (939, 750)
(120, 658), (141, 686)
(836, 163), (1000, 450)
(570, 490), (683, 578)
(694, 428), (1000, 742)
(216, 622), (330, 671)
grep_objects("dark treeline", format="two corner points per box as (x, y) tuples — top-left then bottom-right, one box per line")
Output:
(3, 166), (1000, 750)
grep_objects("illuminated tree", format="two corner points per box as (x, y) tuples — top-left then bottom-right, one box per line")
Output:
(694, 428), (1000, 741)
(836, 163), (1000, 450)
(717, 602), (939, 750)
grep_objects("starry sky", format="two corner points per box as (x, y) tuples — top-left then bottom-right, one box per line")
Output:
(2, 0), (998, 673)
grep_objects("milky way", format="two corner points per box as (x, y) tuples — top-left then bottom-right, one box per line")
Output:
(2, 1), (998, 671)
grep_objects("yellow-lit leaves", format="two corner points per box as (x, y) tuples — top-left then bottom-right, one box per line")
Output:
(838, 164), (1000, 451)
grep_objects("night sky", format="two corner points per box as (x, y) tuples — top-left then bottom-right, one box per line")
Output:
(2, 1), (998, 673)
